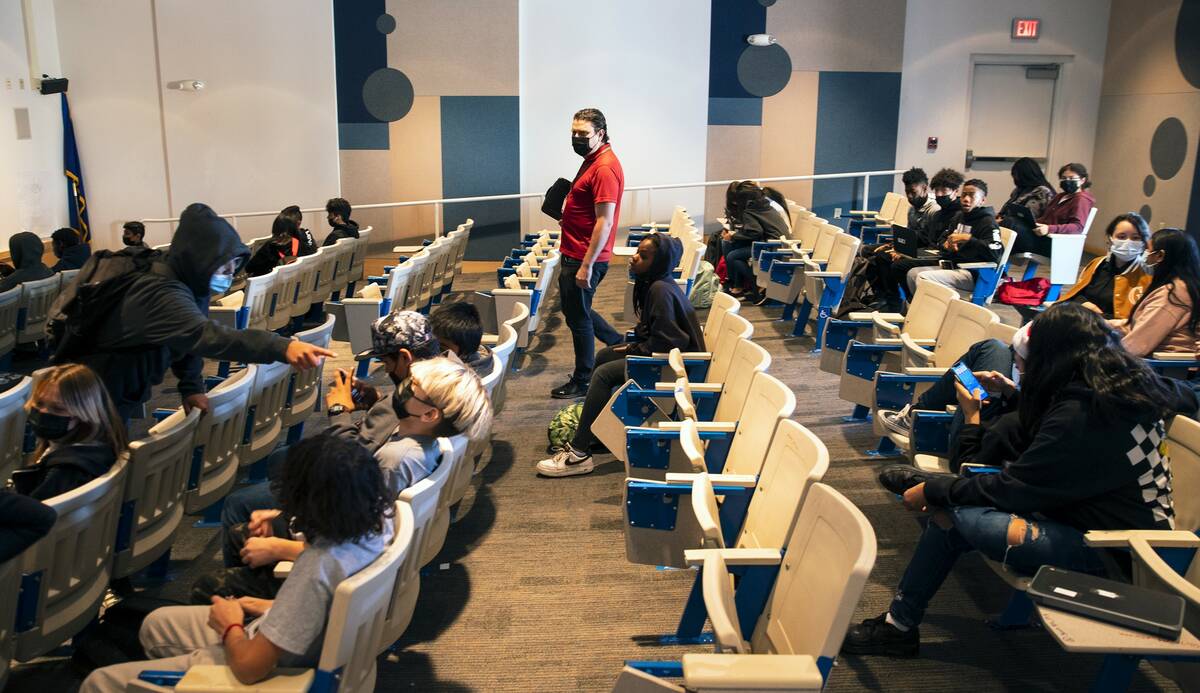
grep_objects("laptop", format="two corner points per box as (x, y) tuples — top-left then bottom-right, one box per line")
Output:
(1028, 565), (1186, 640)
(891, 224), (923, 257)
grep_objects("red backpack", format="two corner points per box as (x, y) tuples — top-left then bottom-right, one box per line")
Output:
(995, 277), (1051, 306)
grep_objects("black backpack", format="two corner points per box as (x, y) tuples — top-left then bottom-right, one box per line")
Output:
(48, 246), (162, 363)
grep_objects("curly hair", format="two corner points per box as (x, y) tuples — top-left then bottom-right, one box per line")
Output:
(271, 434), (393, 543)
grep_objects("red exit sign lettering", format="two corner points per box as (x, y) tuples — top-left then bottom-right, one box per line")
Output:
(1012, 17), (1040, 40)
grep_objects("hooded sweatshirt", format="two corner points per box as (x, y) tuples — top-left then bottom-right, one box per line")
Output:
(52, 242), (91, 272)
(943, 205), (1003, 265)
(628, 236), (706, 356)
(14, 443), (116, 501)
(0, 232), (53, 293)
(728, 201), (787, 249)
(924, 382), (1198, 533)
(80, 203), (292, 415)
(322, 219), (360, 247)
(1037, 190), (1097, 235)
(920, 199), (962, 247)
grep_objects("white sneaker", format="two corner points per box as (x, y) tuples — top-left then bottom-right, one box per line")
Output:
(536, 446), (594, 477)
(879, 405), (914, 436)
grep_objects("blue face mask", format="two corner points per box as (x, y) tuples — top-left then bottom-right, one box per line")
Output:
(209, 273), (233, 295)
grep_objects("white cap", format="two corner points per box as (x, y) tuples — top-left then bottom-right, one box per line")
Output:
(1012, 322), (1032, 360)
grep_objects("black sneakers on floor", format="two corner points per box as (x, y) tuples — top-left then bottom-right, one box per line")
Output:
(841, 612), (920, 658)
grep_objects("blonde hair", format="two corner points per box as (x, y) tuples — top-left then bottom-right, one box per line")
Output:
(410, 357), (493, 443)
(28, 364), (128, 458)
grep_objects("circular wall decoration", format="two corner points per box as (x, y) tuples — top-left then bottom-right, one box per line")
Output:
(1140, 204), (1153, 223)
(758, 0), (777, 6)
(1176, 0), (1200, 89)
(1150, 117), (1188, 180)
(1144, 174), (1157, 197)
(376, 13), (396, 35)
(362, 68), (414, 122)
(736, 43), (791, 97)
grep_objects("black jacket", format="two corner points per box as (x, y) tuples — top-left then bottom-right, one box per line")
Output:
(77, 203), (292, 415)
(628, 237), (706, 356)
(322, 220), (360, 247)
(942, 205), (1002, 265)
(0, 232), (53, 293)
(728, 203), (787, 249)
(0, 491), (56, 561)
(52, 243), (92, 272)
(924, 382), (1198, 532)
(920, 200), (962, 247)
(13, 443), (116, 501)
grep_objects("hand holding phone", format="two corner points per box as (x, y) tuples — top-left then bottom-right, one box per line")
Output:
(952, 363), (988, 402)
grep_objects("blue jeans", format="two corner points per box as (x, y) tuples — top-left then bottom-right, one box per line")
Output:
(914, 338), (1014, 442)
(889, 506), (1108, 628)
(559, 256), (622, 383)
(721, 241), (753, 290)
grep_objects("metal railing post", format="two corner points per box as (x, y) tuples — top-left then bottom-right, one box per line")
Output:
(862, 175), (871, 211)
(434, 202), (443, 238)
(646, 187), (654, 225)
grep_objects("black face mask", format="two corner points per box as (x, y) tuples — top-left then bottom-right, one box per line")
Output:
(29, 409), (72, 441)
(935, 195), (954, 208)
(122, 237), (141, 247)
(572, 135), (592, 157)
(1060, 179), (1081, 194)
(909, 195), (928, 208)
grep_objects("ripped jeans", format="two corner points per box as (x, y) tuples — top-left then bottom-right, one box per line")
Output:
(888, 506), (1108, 629)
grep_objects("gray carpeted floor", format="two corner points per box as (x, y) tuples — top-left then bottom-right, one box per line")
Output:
(7, 262), (1182, 692)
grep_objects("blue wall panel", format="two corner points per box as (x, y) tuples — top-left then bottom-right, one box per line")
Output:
(440, 96), (520, 260)
(708, 98), (762, 126)
(709, 0), (766, 100)
(811, 71), (901, 221)
(333, 0), (387, 148)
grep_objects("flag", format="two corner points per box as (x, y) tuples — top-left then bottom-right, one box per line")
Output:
(61, 93), (90, 242)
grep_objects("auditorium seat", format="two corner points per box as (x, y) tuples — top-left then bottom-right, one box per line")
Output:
(211, 271), (276, 331)
(310, 245), (338, 306)
(1012, 207), (1097, 303)
(475, 252), (560, 355)
(238, 359), (292, 469)
(623, 310), (752, 389)
(0, 285), (22, 367)
(613, 482), (876, 692)
(847, 191), (906, 245)
(762, 222), (840, 307)
(411, 435), (469, 568)
(0, 375), (32, 483)
(179, 365), (255, 516)
(334, 260), (415, 377)
(328, 237), (356, 302)
(955, 226), (1018, 305)
(266, 261), (303, 332)
(15, 275), (61, 348)
(753, 210), (820, 290)
(790, 230), (862, 341)
(345, 225), (372, 296)
(281, 314), (336, 436)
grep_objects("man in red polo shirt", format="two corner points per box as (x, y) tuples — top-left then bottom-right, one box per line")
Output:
(551, 107), (625, 399)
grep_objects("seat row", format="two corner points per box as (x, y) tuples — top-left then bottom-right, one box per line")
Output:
(473, 228), (563, 369)
(0, 268), (82, 366)
(616, 206), (706, 314)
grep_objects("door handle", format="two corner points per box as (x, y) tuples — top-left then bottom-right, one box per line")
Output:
(965, 149), (975, 170)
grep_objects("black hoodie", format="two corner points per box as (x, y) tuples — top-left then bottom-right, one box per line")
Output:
(728, 201), (787, 249)
(81, 203), (291, 416)
(942, 205), (1002, 265)
(924, 382), (1198, 533)
(52, 242), (91, 272)
(920, 199), (962, 247)
(13, 443), (116, 501)
(322, 219), (360, 247)
(628, 236), (706, 356)
(0, 232), (53, 293)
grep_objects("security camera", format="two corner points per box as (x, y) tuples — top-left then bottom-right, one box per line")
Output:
(167, 80), (206, 91)
(747, 34), (776, 46)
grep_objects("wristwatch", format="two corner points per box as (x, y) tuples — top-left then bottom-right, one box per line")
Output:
(327, 403), (349, 417)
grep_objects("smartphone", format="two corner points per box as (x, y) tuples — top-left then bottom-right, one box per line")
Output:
(952, 363), (988, 401)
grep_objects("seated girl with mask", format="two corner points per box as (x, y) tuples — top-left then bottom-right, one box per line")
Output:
(1055, 212), (1151, 320)
(1111, 226), (1200, 356)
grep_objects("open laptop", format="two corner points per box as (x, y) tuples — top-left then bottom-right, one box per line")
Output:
(891, 223), (923, 257)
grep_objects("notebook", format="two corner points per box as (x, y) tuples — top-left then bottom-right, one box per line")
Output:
(1028, 565), (1186, 640)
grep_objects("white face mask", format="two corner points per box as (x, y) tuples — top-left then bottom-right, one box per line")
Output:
(1110, 239), (1144, 263)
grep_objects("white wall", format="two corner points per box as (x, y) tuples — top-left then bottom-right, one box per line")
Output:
(896, 0), (1110, 202)
(52, 0), (341, 248)
(518, 0), (710, 232)
(0, 0), (67, 242)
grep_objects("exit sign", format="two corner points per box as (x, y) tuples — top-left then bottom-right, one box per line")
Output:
(1012, 17), (1040, 40)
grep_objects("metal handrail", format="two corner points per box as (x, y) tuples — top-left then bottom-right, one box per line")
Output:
(140, 168), (904, 234)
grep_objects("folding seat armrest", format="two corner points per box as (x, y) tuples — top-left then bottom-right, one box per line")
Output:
(654, 382), (721, 393)
(890, 337), (934, 346)
(647, 351), (712, 360)
(273, 561), (294, 579)
(169, 665), (314, 691)
(1084, 530), (1200, 548)
(872, 313), (903, 335)
(657, 421), (737, 433)
(847, 210), (876, 217)
(392, 244), (426, 253)
(904, 366), (949, 376)
(683, 548), (782, 567)
(682, 654), (824, 691)
(806, 270), (840, 278)
(873, 337), (904, 346)
(664, 472), (756, 486)
(339, 297), (381, 306)
(1150, 351), (1200, 361)
(844, 312), (877, 322)
(957, 262), (998, 270)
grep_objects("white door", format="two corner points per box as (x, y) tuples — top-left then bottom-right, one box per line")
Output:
(965, 63), (1059, 200)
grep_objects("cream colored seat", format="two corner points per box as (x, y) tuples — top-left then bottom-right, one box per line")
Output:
(239, 359), (292, 468)
(485, 321), (520, 416)
(0, 556), (17, 688)
(450, 362), (504, 508)
(614, 483), (876, 692)
(211, 271), (275, 331)
(408, 435), (468, 568)
(763, 223), (839, 305)
(0, 285), (22, 364)
(328, 237), (356, 301)
(346, 225), (372, 294)
(172, 502), (415, 693)
(310, 246), (338, 306)
(282, 314), (336, 431)
(477, 252), (560, 350)
(112, 408), (203, 579)
(0, 375), (32, 482)
(267, 261), (303, 332)
(625, 418), (829, 569)
(180, 365), (256, 515)
(791, 231), (862, 340)
(14, 455), (128, 661)
(334, 259), (415, 354)
(16, 274), (61, 346)
(290, 253), (320, 319)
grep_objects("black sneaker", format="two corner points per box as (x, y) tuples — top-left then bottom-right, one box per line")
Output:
(841, 613), (919, 657)
(878, 464), (956, 496)
(551, 379), (589, 399)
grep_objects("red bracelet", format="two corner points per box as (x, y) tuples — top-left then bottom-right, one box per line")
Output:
(223, 623), (245, 643)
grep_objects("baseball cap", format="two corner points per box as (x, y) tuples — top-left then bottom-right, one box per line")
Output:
(354, 311), (437, 361)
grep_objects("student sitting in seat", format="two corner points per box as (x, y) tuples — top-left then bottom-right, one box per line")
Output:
(121, 221), (149, 249)
(0, 231), (53, 293)
(1054, 212), (1151, 320)
(858, 168), (939, 304)
(536, 233), (704, 478)
(843, 303), (1197, 658)
(874, 168), (964, 312)
(431, 301), (494, 378)
(244, 214), (313, 277)
(50, 227), (91, 272)
(80, 434), (394, 692)
(1017, 162), (1096, 256)
(280, 205), (318, 256)
(1112, 226), (1200, 356)
(995, 157), (1055, 233)
(10, 364), (127, 501)
(720, 180), (786, 301)
(321, 197), (359, 247)
(904, 179), (1002, 296)
(198, 353), (491, 601)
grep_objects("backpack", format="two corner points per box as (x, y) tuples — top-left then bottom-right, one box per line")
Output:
(547, 402), (584, 452)
(48, 246), (162, 363)
(995, 276), (1051, 306)
(833, 257), (878, 318)
(689, 261), (719, 309)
